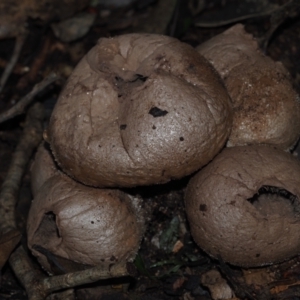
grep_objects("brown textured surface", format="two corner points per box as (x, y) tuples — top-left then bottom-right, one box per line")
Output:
(185, 145), (300, 267)
(48, 33), (232, 188)
(30, 142), (58, 197)
(197, 24), (300, 150)
(27, 173), (144, 273)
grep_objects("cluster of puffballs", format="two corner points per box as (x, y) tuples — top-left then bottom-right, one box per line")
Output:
(27, 24), (300, 274)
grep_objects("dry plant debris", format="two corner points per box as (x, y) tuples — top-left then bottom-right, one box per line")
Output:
(0, 0), (90, 92)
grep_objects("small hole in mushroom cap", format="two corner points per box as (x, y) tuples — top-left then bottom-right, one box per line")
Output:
(248, 186), (298, 204)
(110, 255), (116, 261)
(148, 107), (168, 117)
(187, 63), (196, 72)
(120, 124), (127, 130)
(179, 137), (184, 141)
(199, 204), (207, 211)
(135, 74), (148, 82)
(32, 211), (61, 256)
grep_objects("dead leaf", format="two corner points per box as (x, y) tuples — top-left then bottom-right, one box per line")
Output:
(201, 269), (235, 300)
(242, 267), (275, 288)
(172, 276), (186, 290)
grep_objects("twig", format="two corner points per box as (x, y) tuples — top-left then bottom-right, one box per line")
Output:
(41, 264), (128, 295)
(259, 0), (300, 51)
(9, 246), (47, 300)
(0, 102), (46, 297)
(0, 102), (44, 232)
(0, 33), (28, 93)
(17, 36), (52, 90)
(0, 57), (27, 75)
(48, 288), (75, 300)
(0, 72), (58, 124)
(10, 246), (129, 300)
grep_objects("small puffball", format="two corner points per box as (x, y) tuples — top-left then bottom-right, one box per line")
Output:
(27, 174), (145, 274)
(197, 24), (300, 150)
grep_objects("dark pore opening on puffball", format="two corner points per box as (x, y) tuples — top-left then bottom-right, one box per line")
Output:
(115, 74), (148, 99)
(247, 185), (300, 217)
(36, 211), (61, 240)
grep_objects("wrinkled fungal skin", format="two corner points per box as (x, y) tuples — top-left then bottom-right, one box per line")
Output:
(48, 33), (232, 187)
(185, 145), (300, 267)
(27, 173), (144, 273)
(30, 142), (58, 197)
(197, 24), (300, 150)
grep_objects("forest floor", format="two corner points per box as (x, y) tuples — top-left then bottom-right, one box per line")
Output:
(0, 0), (300, 299)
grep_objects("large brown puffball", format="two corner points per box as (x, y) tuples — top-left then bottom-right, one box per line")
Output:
(197, 24), (300, 150)
(185, 145), (300, 267)
(27, 145), (144, 274)
(47, 33), (232, 188)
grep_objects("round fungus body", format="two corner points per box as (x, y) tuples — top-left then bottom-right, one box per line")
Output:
(185, 145), (300, 267)
(47, 33), (232, 188)
(197, 24), (300, 150)
(27, 144), (144, 274)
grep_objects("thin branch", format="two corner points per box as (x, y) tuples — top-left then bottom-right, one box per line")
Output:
(0, 102), (44, 232)
(259, 0), (300, 50)
(0, 33), (28, 93)
(10, 246), (129, 300)
(9, 246), (48, 300)
(0, 102), (46, 298)
(48, 288), (75, 300)
(0, 72), (58, 124)
(41, 264), (129, 295)
(17, 36), (52, 90)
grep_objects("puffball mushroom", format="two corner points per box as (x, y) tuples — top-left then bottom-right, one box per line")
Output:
(197, 24), (300, 150)
(185, 145), (300, 267)
(47, 33), (232, 188)
(27, 144), (144, 274)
